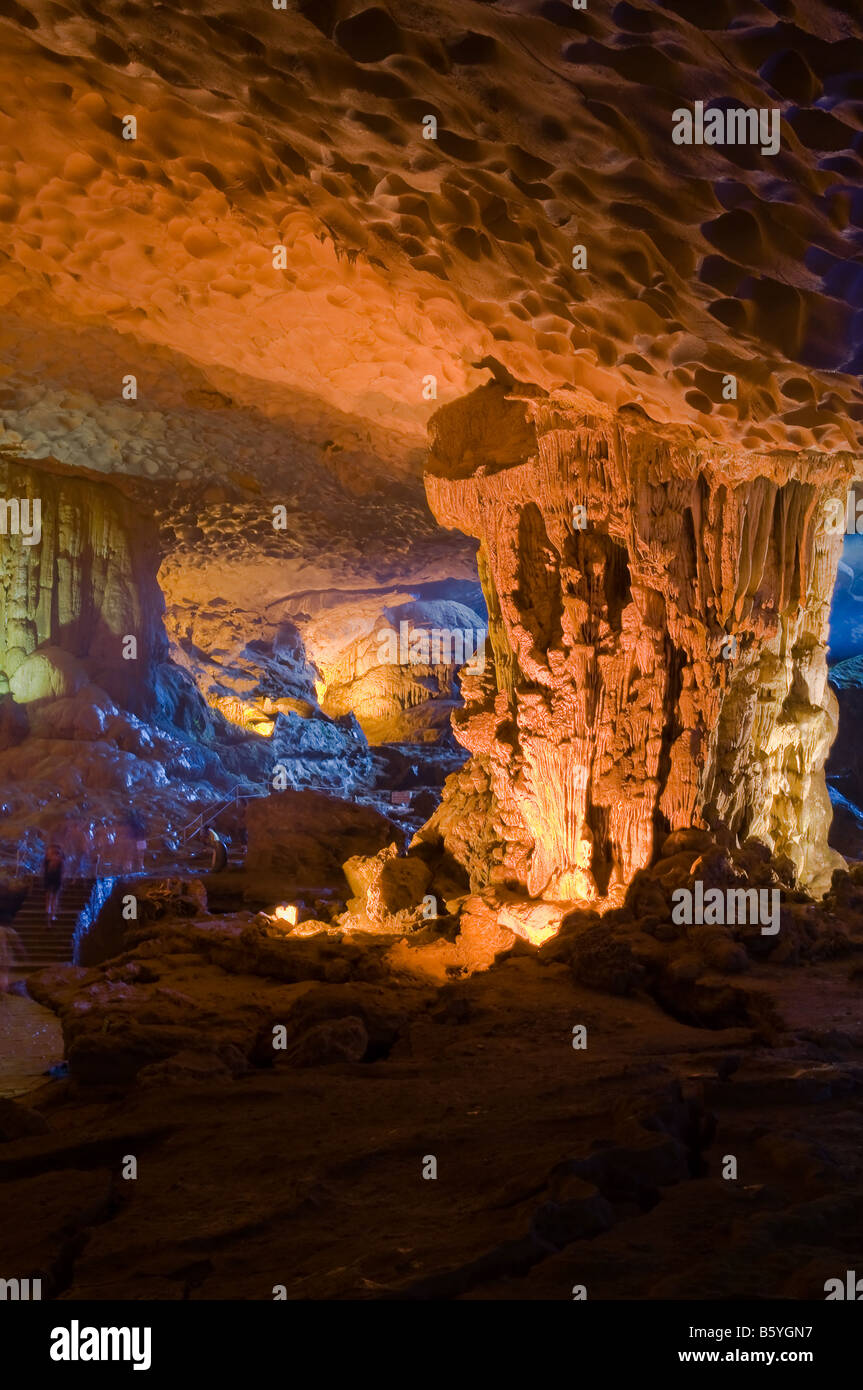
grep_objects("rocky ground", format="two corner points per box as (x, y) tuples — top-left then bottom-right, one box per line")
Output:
(0, 992), (62, 1099)
(2, 824), (863, 1301)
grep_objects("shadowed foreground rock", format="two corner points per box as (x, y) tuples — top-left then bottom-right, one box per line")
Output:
(3, 867), (863, 1301)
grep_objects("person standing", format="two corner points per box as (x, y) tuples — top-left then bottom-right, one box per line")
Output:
(94, 822), (112, 876)
(207, 828), (228, 873)
(126, 811), (146, 873)
(43, 844), (65, 922)
(0, 926), (21, 992)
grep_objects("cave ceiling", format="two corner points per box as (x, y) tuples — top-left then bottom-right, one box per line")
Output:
(1, 0), (863, 487)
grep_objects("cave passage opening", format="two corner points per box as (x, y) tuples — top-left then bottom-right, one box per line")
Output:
(0, 445), (491, 900)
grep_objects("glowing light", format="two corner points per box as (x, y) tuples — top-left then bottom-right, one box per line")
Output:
(207, 694), (275, 737)
(272, 904), (299, 926)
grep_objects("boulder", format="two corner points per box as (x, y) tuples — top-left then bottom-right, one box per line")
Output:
(137, 877), (208, 922)
(9, 647), (89, 703)
(137, 1045), (248, 1087)
(659, 829), (715, 859)
(284, 1016), (369, 1067)
(497, 896), (567, 946)
(568, 923), (645, 996)
(245, 790), (401, 899)
(343, 844), (432, 929)
(67, 1020), (204, 1084)
(454, 895), (517, 968)
(0, 1097), (50, 1142)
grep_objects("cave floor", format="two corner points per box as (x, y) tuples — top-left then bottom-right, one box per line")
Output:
(0, 992), (63, 1100)
(2, 948), (862, 1301)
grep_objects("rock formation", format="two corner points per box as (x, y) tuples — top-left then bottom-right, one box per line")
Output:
(153, 477), (481, 744)
(4, 0), (863, 1317)
(421, 383), (856, 901)
(245, 788), (402, 903)
(0, 452), (166, 714)
(2, 0), (862, 879)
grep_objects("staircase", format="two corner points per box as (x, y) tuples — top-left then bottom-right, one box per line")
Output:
(8, 878), (95, 977)
(180, 786), (259, 849)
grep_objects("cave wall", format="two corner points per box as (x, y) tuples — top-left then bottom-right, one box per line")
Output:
(421, 384), (855, 900)
(0, 454), (166, 714)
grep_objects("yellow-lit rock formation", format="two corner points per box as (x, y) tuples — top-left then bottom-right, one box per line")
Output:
(421, 383), (855, 899)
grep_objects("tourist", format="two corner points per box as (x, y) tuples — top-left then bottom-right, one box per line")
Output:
(93, 822), (113, 876)
(207, 828), (228, 873)
(0, 926), (20, 992)
(126, 811), (146, 873)
(43, 843), (65, 922)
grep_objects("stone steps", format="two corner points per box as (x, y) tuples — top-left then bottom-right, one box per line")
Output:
(7, 863), (244, 978)
(9, 879), (94, 974)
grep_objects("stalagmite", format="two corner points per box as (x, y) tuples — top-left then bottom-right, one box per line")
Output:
(421, 383), (857, 902)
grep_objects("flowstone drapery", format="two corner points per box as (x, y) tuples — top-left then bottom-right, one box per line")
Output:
(421, 383), (856, 900)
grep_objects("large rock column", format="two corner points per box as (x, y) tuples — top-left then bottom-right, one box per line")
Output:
(422, 384), (854, 901)
(0, 453), (166, 713)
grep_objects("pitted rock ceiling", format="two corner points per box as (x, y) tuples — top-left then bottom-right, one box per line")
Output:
(1, 0), (863, 477)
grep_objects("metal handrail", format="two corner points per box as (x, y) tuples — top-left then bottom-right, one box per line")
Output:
(179, 786), (262, 846)
(4, 791), (262, 877)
